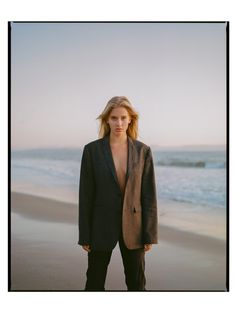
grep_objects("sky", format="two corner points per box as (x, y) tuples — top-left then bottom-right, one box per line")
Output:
(11, 22), (227, 149)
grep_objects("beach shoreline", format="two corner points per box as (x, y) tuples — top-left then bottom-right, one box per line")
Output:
(11, 190), (226, 240)
(10, 191), (227, 291)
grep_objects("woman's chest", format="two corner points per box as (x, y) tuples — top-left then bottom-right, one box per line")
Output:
(110, 145), (128, 175)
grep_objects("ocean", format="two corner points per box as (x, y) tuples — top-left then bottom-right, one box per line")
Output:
(11, 147), (226, 209)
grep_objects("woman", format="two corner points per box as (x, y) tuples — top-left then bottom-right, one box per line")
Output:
(78, 96), (158, 291)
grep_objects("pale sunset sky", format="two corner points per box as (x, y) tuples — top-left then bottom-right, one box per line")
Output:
(11, 22), (227, 149)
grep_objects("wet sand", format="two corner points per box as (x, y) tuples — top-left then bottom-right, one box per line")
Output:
(10, 191), (227, 291)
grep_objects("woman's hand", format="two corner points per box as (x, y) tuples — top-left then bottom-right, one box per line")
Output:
(82, 245), (91, 252)
(144, 244), (152, 252)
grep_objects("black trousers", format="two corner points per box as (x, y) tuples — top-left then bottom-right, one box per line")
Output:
(84, 232), (146, 291)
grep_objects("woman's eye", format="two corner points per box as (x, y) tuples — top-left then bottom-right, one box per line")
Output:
(111, 117), (127, 120)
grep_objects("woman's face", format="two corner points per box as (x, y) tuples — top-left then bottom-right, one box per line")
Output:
(107, 107), (131, 136)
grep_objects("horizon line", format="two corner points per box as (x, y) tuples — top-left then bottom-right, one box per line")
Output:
(11, 143), (226, 151)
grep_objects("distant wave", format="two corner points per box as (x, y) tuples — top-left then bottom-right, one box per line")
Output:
(12, 163), (75, 180)
(12, 148), (226, 170)
(11, 160), (79, 184)
(156, 160), (226, 169)
(167, 196), (225, 208)
(12, 149), (226, 209)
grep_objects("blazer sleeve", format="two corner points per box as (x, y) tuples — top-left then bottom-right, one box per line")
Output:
(78, 145), (95, 246)
(141, 146), (158, 244)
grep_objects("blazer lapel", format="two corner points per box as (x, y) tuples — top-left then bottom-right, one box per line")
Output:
(126, 135), (138, 184)
(102, 134), (138, 193)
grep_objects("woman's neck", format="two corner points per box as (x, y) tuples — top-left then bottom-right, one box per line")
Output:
(109, 132), (128, 145)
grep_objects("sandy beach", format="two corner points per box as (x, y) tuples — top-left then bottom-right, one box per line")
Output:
(11, 191), (227, 291)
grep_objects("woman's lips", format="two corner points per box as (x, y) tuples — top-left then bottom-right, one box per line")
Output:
(115, 129), (123, 131)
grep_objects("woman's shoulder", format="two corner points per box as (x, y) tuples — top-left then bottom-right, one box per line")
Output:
(83, 136), (151, 152)
(132, 138), (150, 151)
(83, 138), (104, 149)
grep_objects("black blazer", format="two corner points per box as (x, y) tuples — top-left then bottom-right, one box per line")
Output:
(78, 134), (158, 251)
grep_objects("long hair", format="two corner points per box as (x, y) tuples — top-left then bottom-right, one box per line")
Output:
(96, 96), (139, 140)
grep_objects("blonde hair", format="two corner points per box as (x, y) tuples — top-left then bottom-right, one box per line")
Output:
(96, 96), (139, 140)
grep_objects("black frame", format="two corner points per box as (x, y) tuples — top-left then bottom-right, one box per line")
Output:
(8, 21), (230, 292)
